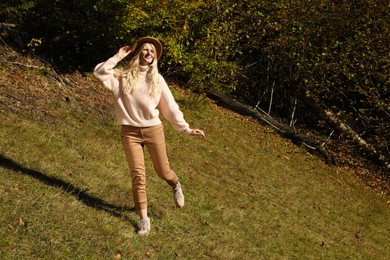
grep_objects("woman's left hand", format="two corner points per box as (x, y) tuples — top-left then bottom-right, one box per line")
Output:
(190, 129), (205, 138)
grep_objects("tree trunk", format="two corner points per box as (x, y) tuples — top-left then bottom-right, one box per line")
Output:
(206, 90), (336, 164)
(207, 89), (389, 169)
(301, 95), (389, 170)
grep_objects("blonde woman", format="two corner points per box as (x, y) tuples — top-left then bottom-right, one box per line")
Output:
(94, 37), (205, 235)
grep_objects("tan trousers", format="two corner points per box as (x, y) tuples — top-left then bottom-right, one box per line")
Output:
(121, 124), (178, 211)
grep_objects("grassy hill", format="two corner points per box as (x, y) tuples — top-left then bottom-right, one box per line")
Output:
(1, 44), (389, 259)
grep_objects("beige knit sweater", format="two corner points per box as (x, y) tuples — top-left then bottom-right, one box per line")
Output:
(94, 53), (191, 133)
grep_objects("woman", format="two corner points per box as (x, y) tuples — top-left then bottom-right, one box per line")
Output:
(94, 36), (205, 235)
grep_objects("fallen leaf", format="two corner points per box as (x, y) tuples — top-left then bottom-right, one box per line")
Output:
(114, 252), (122, 259)
(19, 217), (27, 228)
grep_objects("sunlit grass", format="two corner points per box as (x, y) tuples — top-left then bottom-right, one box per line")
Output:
(1, 84), (389, 259)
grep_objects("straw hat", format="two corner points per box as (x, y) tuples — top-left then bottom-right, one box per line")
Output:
(129, 36), (163, 60)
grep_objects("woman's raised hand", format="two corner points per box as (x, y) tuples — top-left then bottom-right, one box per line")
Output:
(118, 46), (132, 59)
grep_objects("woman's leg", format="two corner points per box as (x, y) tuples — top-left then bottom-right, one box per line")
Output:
(143, 125), (184, 207)
(121, 126), (148, 214)
(143, 124), (179, 187)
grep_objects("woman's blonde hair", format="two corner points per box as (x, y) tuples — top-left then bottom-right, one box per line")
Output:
(115, 43), (160, 98)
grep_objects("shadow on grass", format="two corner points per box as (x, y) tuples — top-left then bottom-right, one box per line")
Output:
(0, 154), (137, 228)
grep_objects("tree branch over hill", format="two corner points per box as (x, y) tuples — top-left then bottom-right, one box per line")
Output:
(206, 90), (336, 165)
(207, 89), (390, 170)
(301, 95), (390, 170)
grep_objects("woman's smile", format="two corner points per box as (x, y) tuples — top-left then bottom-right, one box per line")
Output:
(139, 43), (155, 65)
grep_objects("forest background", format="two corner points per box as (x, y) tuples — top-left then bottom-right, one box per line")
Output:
(1, 0), (389, 174)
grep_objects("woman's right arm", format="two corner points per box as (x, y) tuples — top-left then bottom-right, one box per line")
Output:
(93, 46), (131, 90)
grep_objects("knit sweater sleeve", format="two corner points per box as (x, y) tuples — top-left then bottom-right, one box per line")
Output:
(158, 76), (192, 134)
(93, 53), (124, 91)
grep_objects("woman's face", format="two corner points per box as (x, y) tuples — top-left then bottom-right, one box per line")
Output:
(139, 43), (155, 66)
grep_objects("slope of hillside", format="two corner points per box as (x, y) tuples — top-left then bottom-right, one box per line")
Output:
(1, 44), (389, 259)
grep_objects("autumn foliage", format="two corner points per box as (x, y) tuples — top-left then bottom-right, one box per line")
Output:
(1, 0), (389, 168)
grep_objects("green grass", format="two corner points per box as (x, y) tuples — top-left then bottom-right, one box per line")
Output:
(1, 49), (389, 258)
(1, 98), (389, 259)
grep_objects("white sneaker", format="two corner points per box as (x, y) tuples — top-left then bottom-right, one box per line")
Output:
(173, 182), (185, 208)
(137, 217), (150, 235)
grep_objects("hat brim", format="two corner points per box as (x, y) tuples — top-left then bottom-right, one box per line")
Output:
(129, 36), (163, 61)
